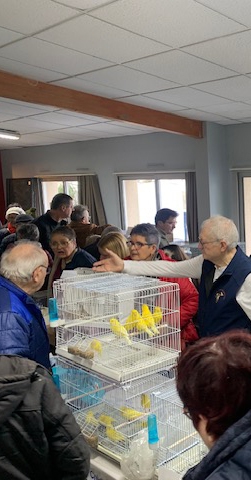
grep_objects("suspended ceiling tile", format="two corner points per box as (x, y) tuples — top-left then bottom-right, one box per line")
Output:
(0, 117), (68, 134)
(193, 76), (251, 103)
(55, 110), (111, 123)
(196, 0), (251, 27)
(180, 109), (234, 122)
(145, 86), (233, 108)
(0, 0), (80, 35)
(192, 102), (251, 119)
(55, 0), (115, 9)
(0, 98), (55, 116)
(80, 65), (178, 95)
(30, 112), (106, 127)
(37, 15), (169, 63)
(184, 31), (251, 74)
(125, 50), (236, 85)
(0, 98), (58, 112)
(92, 0), (244, 47)
(0, 26), (24, 46)
(0, 38), (112, 75)
(54, 76), (132, 99)
(0, 56), (68, 82)
(118, 94), (187, 112)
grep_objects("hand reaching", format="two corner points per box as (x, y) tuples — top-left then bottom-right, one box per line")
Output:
(92, 249), (124, 272)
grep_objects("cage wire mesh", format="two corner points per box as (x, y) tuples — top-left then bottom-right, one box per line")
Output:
(54, 357), (175, 460)
(151, 381), (207, 474)
(55, 273), (181, 382)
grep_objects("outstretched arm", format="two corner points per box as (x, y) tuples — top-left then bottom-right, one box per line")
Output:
(92, 249), (125, 272)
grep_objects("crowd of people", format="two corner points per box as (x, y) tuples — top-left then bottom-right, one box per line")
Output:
(1, 195), (251, 479)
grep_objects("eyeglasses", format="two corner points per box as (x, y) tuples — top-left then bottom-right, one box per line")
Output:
(126, 241), (153, 249)
(50, 239), (73, 248)
(183, 407), (192, 420)
(198, 238), (219, 246)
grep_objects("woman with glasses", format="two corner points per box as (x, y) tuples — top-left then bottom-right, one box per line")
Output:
(125, 223), (199, 348)
(177, 330), (251, 479)
(48, 226), (96, 287)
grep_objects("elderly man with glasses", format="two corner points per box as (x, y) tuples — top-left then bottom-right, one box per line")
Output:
(0, 241), (50, 369)
(93, 215), (251, 338)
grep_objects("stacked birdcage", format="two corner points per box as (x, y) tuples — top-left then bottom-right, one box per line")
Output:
(53, 272), (182, 463)
(54, 356), (174, 461)
(54, 273), (180, 382)
(150, 380), (207, 474)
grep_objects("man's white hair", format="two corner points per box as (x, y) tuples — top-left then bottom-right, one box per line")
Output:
(0, 240), (46, 285)
(201, 215), (239, 250)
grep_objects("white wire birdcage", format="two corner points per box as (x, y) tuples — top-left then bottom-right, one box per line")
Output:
(54, 356), (114, 409)
(151, 381), (207, 474)
(55, 274), (180, 382)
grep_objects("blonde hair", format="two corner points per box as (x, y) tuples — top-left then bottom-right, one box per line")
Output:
(98, 232), (129, 259)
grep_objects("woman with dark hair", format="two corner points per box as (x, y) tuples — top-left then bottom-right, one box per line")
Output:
(48, 226), (96, 286)
(176, 330), (251, 479)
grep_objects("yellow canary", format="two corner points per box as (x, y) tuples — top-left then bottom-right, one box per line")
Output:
(90, 339), (102, 355)
(142, 304), (159, 335)
(98, 414), (115, 426)
(120, 406), (143, 421)
(110, 318), (131, 344)
(133, 310), (154, 337)
(152, 306), (163, 325)
(85, 411), (99, 426)
(141, 393), (151, 410)
(124, 310), (137, 332)
(106, 426), (125, 442)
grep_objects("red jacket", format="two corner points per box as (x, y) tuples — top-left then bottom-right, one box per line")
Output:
(126, 250), (199, 346)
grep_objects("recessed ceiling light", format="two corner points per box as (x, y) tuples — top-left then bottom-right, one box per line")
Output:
(0, 129), (20, 140)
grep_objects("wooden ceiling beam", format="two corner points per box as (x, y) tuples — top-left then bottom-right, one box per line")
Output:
(0, 70), (203, 138)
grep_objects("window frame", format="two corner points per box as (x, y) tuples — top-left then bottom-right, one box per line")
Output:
(118, 172), (186, 233)
(40, 176), (79, 212)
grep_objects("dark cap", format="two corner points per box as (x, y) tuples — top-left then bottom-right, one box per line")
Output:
(15, 214), (34, 224)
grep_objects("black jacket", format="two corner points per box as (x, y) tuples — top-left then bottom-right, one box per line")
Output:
(183, 409), (251, 480)
(0, 355), (90, 479)
(33, 212), (67, 256)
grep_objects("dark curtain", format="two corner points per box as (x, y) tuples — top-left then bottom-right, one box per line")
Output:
(6, 178), (33, 210)
(185, 172), (198, 242)
(6, 178), (44, 216)
(31, 178), (44, 216)
(79, 175), (107, 225)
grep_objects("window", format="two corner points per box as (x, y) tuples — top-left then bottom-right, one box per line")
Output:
(238, 172), (251, 255)
(42, 178), (79, 211)
(119, 175), (187, 241)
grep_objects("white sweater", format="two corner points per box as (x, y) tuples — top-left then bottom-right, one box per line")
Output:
(123, 255), (251, 320)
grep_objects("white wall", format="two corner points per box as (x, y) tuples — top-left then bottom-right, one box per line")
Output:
(1, 131), (208, 226)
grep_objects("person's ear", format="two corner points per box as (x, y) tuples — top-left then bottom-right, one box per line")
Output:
(220, 240), (227, 251)
(32, 266), (40, 284)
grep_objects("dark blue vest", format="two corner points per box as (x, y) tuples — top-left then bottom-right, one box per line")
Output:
(198, 246), (251, 337)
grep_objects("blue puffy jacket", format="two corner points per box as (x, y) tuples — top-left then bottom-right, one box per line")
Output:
(0, 276), (50, 369)
(183, 409), (251, 479)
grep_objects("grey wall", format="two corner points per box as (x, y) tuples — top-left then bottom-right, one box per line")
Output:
(1, 131), (208, 226)
(4, 122), (248, 228)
